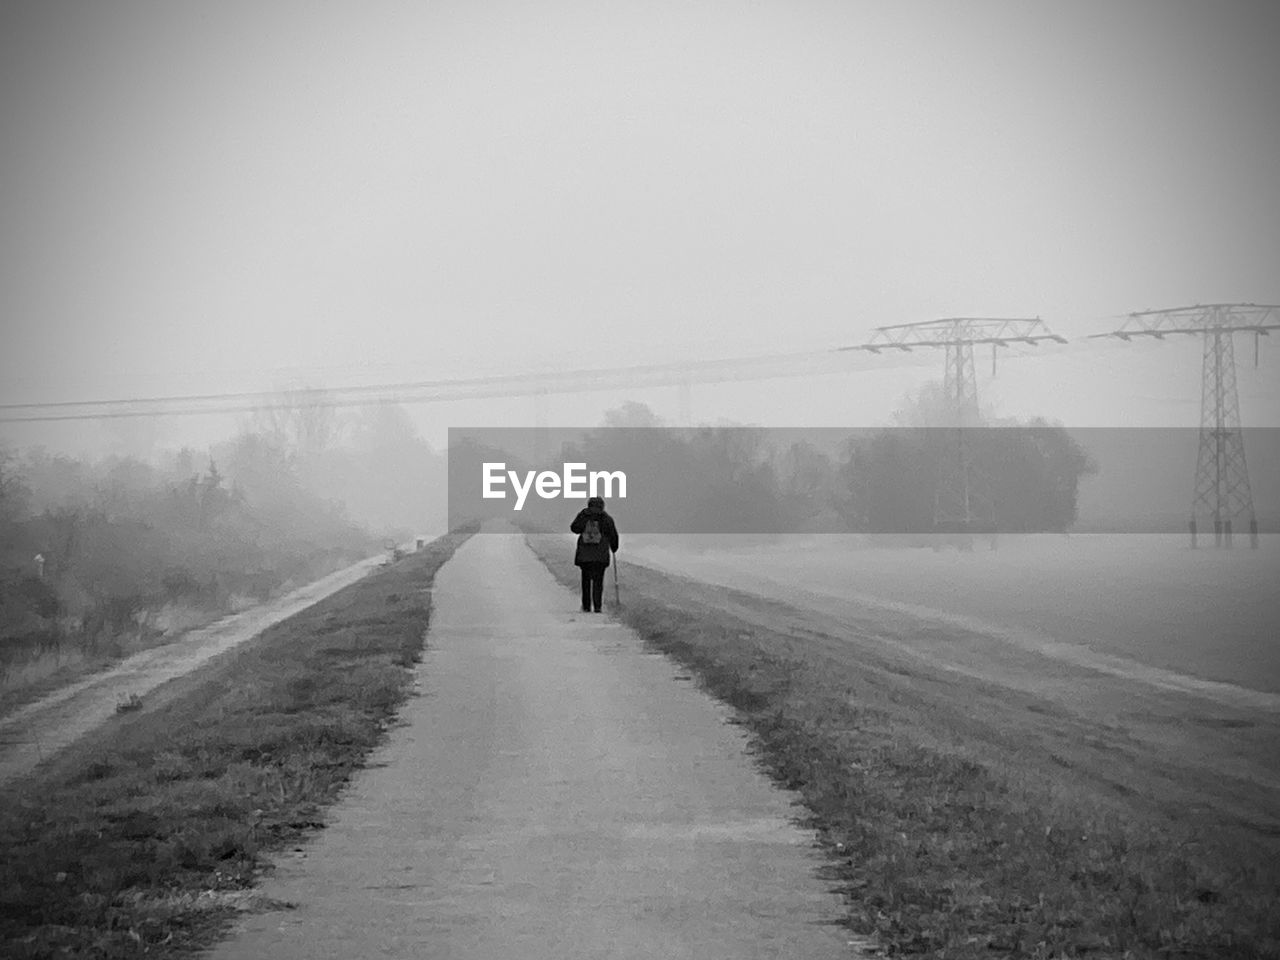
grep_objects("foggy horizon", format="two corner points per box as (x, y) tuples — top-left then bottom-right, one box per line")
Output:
(3, 0), (1279, 464)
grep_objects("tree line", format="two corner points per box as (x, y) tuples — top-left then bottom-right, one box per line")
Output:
(0, 397), (447, 678)
(465, 393), (1096, 537)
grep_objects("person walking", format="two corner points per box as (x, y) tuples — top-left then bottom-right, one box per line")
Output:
(570, 496), (620, 613)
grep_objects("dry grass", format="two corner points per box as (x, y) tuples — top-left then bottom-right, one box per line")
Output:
(0, 527), (473, 960)
(1, 645), (98, 704)
(528, 534), (1280, 960)
(2, 617), (208, 720)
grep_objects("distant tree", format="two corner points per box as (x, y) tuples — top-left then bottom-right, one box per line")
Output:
(689, 428), (784, 535)
(602, 401), (666, 429)
(346, 402), (417, 454)
(328, 403), (443, 533)
(772, 440), (846, 531)
(0, 446), (30, 524)
(21, 447), (92, 514)
(890, 380), (998, 428)
(221, 432), (297, 508)
(45, 506), (84, 581)
(559, 410), (787, 535)
(843, 384), (1096, 533)
(172, 447), (196, 478)
(190, 460), (234, 530)
(250, 386), (344, 455)
(91, 455), (156, 520)
(0, 438), (375, 665)
(842, 430), (936, 533)
(974, 419), (1096, 531)
(554, 404), (686, 531)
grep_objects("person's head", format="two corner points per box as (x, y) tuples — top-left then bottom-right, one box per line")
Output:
(587, 496), (604, 511)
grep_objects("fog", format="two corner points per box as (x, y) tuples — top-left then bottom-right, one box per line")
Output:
(2, 2), (1278, 596)
(3, 11), (1279, 953)
(2, 1), (1278, 447)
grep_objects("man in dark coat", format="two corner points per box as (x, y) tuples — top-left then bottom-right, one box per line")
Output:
(570, 496), (620, 613)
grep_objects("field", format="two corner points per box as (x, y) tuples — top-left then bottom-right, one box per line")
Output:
(627, 533), (1280, 694)
(623, 534), (1280, 839)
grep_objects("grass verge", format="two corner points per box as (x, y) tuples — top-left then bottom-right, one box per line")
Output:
(0, 527), (473, 960)
(0, 550), (372, 722)
(528, 534), (1280, 960)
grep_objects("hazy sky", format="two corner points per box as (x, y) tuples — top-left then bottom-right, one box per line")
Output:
(2, 0), (1278, 449)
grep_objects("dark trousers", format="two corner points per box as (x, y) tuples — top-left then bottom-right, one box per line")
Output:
(580, 562), (607, 612)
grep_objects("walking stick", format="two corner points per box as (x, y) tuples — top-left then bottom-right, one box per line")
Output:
(612, 552), (620, 609)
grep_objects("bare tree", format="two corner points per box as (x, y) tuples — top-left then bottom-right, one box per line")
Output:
(249, 386), (345, 455)
(0, 446), (30, 524)
(47, 506), (83, 581)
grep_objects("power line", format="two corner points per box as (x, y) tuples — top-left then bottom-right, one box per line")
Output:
(0, 347), (933, 424)
(4, 308), (1274, 426)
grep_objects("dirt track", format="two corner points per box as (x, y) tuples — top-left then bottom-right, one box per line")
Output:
(0, 554), (388, 786)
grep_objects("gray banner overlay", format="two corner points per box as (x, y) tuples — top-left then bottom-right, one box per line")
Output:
(448, 427), (1280, 535)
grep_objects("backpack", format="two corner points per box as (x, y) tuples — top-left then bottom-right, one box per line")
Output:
(582, 516), (603, 545)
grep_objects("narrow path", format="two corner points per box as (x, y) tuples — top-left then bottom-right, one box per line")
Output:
(0, 553), (388, 785)
(210, 534), (857, 959)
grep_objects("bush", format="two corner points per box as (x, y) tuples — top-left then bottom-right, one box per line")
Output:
(82, 594), (149, 641)
(4, 574), (62, 620)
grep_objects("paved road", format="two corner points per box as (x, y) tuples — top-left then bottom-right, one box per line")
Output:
(0, 553), (390, 786)
(210, 533), (858, 959)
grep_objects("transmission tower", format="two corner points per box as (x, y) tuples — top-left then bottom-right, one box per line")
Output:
(1090, 303), (1279, 548)
(842, 317), (1066, 532)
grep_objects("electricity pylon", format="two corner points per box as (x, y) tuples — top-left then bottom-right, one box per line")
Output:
(842, 317), (1066, 532)
(1090, 303), (1279, 548)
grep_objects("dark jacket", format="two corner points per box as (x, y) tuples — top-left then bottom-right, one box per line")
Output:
(571, 506), (619, 567)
